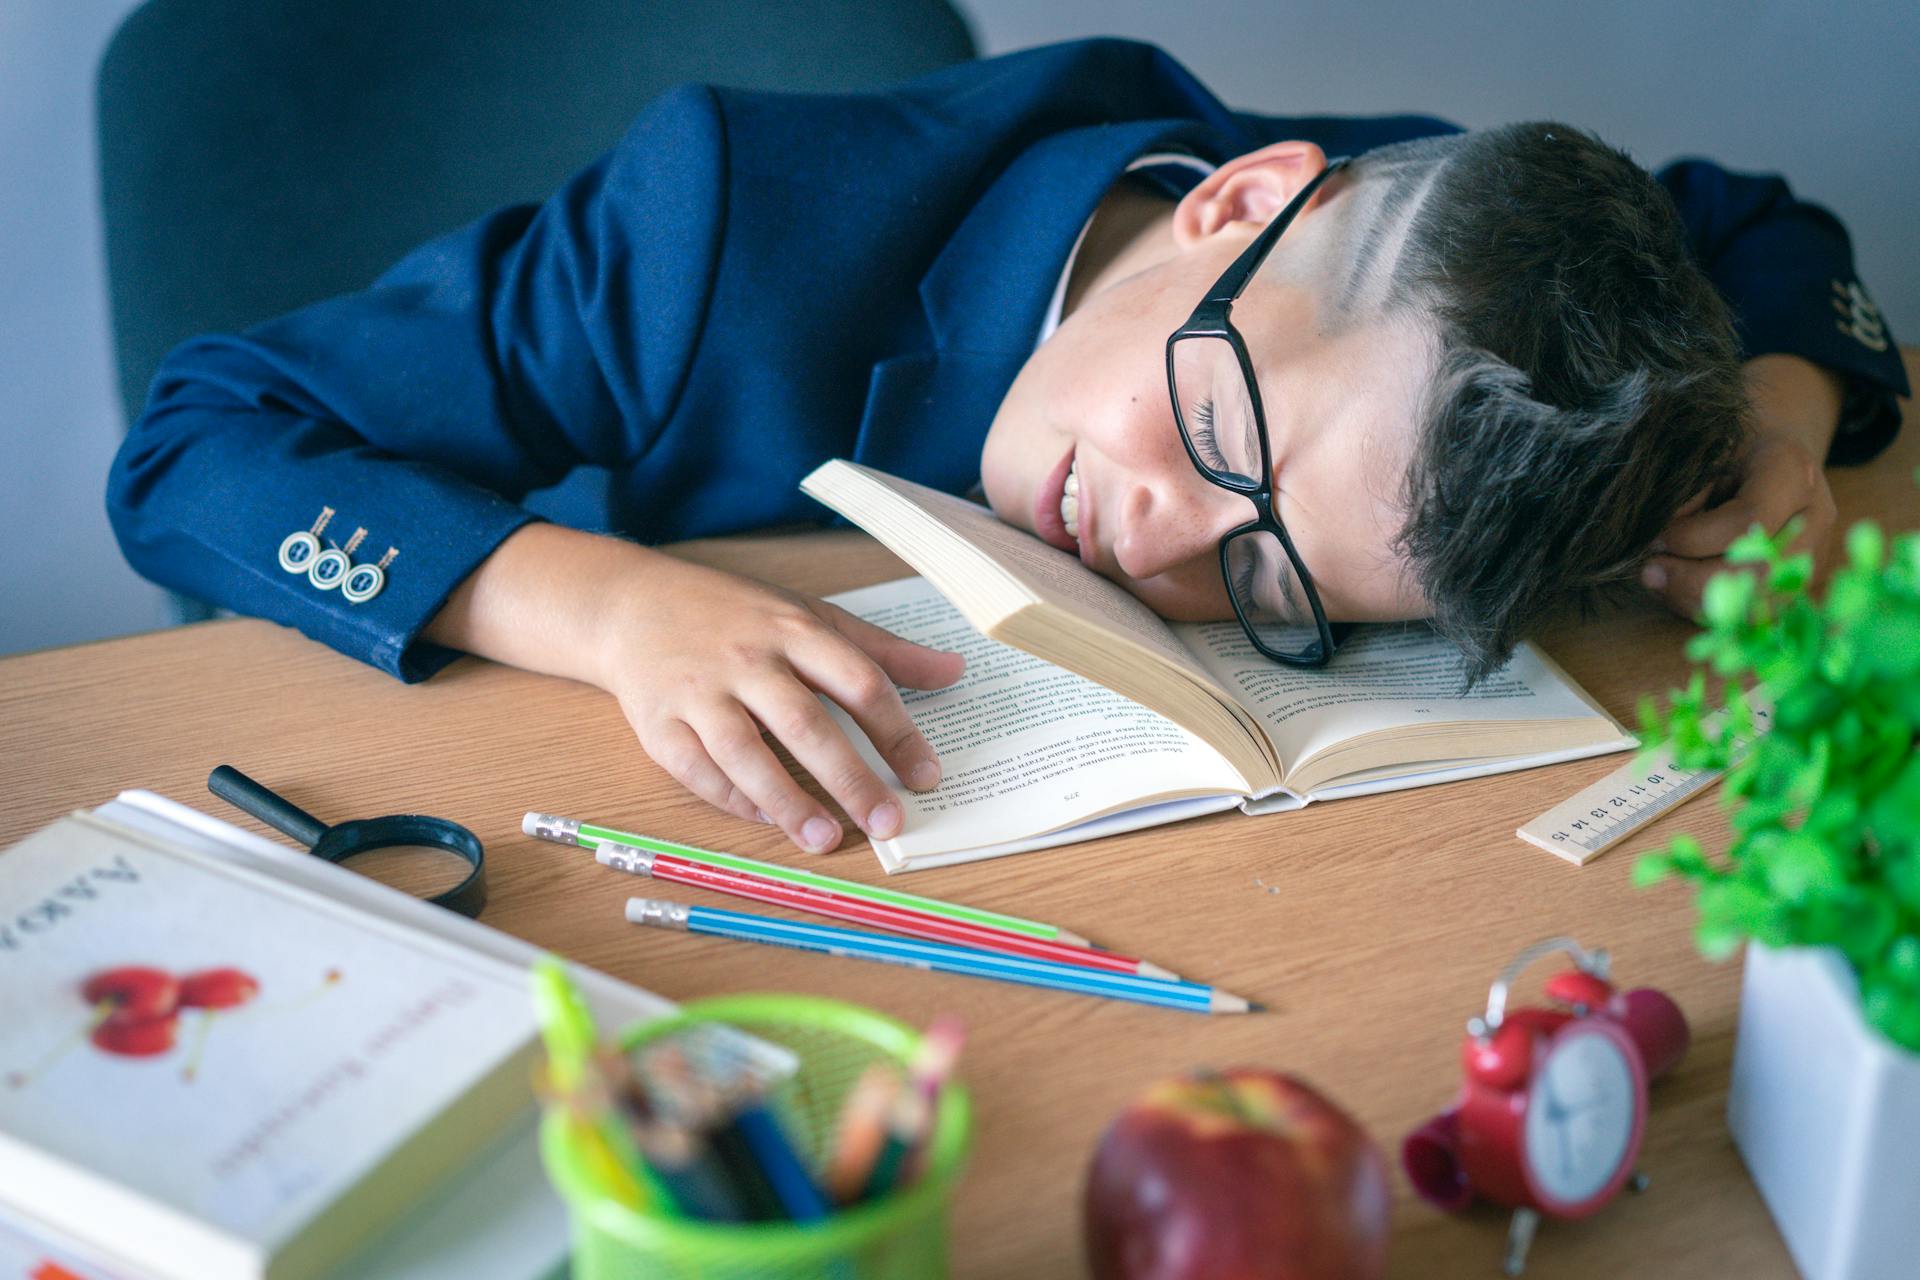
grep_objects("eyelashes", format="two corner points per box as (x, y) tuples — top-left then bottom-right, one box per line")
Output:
(1232, 551), (1258, 611)
(1188, 396), (1220, 463)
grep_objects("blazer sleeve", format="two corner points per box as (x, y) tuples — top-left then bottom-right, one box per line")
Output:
(106, 84), (728, 681)
(1656, 159), (1907, 465)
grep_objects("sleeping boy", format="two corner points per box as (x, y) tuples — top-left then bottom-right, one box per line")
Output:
(108, 40), (1907, 854)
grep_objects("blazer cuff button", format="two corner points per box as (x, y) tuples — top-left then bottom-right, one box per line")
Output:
(341, 562), (386, 604)
(278, 531), (321, 573)
(307, 548), (351, 590)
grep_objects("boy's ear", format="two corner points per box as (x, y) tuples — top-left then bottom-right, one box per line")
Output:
(1172, 140), (1330, 249)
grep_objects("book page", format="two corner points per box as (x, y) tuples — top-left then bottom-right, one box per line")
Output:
(1173, 621), (1609, 777)
(804, 463), (1216, 687)
(824, 579), (1248, 860)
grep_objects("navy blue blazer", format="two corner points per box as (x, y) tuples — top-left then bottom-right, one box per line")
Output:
(108, 39), (1908, 682)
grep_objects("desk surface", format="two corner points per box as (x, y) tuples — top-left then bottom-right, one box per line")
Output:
(4, 353), (1913, 1279)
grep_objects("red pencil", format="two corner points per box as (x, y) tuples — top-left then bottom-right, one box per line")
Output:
(592, 840), (1178, 980)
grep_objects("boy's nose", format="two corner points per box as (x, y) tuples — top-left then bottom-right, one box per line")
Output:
(1111, 476), (1244, 582)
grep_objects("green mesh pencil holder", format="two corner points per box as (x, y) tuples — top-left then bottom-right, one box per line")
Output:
(541, 993), (971, 1280)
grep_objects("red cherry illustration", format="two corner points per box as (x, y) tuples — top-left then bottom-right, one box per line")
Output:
(179, 968), (260, 1010)
(177, 968), (259, 1082)
(80, 967), (180, 1026)
(11, 963), (336, 1088)
(91, 1015), (179, 1057)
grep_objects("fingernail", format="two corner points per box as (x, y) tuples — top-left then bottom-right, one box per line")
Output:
(867, 800), (902, 839)
(1649, 538), (1668, 554)
(908, 760), (940, 790)
(1642, 563), (1667, 591)
(801, 816), (840, 852)
(755, 809), (773, 825)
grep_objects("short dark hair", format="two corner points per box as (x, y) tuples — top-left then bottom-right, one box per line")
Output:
(1336, 124), (1747, 680)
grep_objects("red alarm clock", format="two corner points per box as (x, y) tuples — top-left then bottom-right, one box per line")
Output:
(1402, 936), (1689, 1276)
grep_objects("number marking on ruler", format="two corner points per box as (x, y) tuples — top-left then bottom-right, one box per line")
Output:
(1518, 700), (1772, 866)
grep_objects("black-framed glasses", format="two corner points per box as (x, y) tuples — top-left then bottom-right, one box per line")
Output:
(1166, 155), (1353, 667)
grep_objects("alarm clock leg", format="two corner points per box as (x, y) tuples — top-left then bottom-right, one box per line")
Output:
(1631, 1170), (1650, 1193)
(1502, 1207), (1540, 1277)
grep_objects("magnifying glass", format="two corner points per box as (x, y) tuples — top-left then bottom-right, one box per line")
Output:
(207, 765), (487, 918)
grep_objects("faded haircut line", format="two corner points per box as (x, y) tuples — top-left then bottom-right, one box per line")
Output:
(1324, 124), (1746, 681)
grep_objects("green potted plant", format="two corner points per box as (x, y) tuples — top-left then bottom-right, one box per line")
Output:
(1636, 505), (1919, 1280)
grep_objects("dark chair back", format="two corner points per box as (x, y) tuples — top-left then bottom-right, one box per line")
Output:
(98, 0), (976, 424)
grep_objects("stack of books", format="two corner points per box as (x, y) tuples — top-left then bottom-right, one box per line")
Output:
(0, 791), (690, 1280)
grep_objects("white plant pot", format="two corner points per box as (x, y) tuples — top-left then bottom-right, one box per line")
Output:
(1727, 943), (1920, 1280)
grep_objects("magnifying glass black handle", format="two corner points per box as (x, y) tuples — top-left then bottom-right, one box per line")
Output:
(208, 765), (330, 848)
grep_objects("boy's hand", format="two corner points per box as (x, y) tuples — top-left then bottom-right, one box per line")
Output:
(425, 523), (964, 854)
(1641, 429), (1836, 617)
(1642, 354), (1844, 619)
(591, 556), (964, 854)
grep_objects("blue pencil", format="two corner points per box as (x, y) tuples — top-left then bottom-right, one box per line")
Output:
(624, 899), (1255, 1014)
(729, 1101), (833, 1221)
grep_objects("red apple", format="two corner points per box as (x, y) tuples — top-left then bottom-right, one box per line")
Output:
(1084, 1068), (1391, 1280)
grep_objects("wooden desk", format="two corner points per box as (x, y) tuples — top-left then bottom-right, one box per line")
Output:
(4, 353), (1912, 1278)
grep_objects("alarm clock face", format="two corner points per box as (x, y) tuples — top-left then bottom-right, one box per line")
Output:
(1522, 1024), (1639, 1210)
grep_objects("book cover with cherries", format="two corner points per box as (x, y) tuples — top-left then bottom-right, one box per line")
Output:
(0, 813), (537, 1280)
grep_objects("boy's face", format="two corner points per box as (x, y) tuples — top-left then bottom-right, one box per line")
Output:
(980, 144), (1434, 627)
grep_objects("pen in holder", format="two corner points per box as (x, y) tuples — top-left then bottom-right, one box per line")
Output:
(539, 994), (971, 1280)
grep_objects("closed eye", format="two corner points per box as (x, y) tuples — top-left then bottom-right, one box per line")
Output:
(1189, 397), (1220, 464)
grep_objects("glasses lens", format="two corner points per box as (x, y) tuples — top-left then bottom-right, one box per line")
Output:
(1223, 528), (1329, 662)
(1171, 335), (1263, 489)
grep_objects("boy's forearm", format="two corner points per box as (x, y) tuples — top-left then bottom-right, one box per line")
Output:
(1742, 353), (1844, 460)
(423, 522), (649, 685)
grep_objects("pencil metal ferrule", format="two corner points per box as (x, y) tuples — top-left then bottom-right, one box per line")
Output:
(597, 840), (657, 877)
(627, 897), (691, 930)
(524, 812), (581, 844)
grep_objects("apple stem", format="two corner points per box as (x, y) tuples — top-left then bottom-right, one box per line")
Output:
(1193, 1069), (1258, 1127)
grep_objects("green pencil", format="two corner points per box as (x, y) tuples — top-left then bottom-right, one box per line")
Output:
(529, 957), (679, 1215)
(524, 812), (1093, 946)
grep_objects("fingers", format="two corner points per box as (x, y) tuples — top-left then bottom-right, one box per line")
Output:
(604, 573), (957, 852)
(692, 704), (852, 854)
(633, 716), (764, 825)
(1669, 484), (1713, 522)
(791, 636), (944, 797)
(1658, 500), (1764, 561)
(743, 680), (912, 847)
(1645, 500), (1836, 619)
(1642, 553), (1737, 620)
(818, 601), (967, 691)
(1657, 440), (1818, 559)
(639, 688), (902, 855)
(1644, 435), (1838, 618)
(1645, 431), (1836, 618)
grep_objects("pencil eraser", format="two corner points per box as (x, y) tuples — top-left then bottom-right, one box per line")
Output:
(521, 811), (542, 838)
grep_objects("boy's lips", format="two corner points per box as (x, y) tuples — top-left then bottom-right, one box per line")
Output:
(1033, 446), (1079, 555)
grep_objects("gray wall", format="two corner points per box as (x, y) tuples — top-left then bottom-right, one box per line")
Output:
(963, 0), (1919, 339)
(2, 0), (169, 660)
(3, 1), (1914, 660)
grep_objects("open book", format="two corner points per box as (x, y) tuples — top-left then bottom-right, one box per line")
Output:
(802, 461), (1635, 872)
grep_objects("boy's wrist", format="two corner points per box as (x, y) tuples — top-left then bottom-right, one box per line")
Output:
(1742, 353), (1844, 462)
(423, 522), (661, 688)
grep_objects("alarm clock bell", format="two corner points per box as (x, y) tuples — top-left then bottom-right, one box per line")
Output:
(1401, 936), (1690, 1276)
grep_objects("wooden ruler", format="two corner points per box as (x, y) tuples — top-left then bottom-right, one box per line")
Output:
(1517, 699), (1773, 866)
